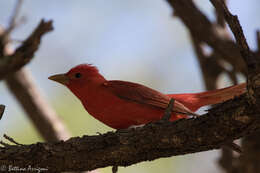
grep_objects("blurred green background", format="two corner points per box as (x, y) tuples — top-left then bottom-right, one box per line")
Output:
(0, 0), (259, 172)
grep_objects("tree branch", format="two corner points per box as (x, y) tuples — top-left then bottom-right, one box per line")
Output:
(0, 93), (259, 172)
(161, 98), (174, 121)
(209, 1), (260, 173)
(0, 19), (53, 80)
(4, 0), (23, 36)
(166, 0), (247, 74)
(257, 30), (260, 55)
(210, 0), (256, 69)
(188, 0), (240, 168)
(167, 1), (260, 173)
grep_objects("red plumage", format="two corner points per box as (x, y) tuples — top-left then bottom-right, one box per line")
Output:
(49, 64), (246, 129)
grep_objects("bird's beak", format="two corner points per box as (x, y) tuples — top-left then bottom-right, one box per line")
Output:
(48, 73), (69, 85)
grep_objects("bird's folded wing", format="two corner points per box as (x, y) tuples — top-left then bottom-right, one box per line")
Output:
(103, 80), (198, 117)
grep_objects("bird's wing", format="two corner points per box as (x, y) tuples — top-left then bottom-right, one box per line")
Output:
(103, 80), (198, 116)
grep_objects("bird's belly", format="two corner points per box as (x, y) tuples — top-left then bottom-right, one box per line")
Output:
(83, 97), (184, 129)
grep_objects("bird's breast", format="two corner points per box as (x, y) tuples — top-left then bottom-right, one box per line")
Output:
(79, 87), (184, 129)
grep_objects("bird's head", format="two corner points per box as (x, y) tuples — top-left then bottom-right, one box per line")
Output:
(48, 64), (105, 89)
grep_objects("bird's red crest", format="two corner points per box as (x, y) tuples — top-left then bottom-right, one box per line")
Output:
(67, 64), (99, 75)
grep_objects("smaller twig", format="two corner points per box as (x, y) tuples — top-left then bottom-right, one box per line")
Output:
(210, 0), (255, 67)
(161, 98), (175, 121)
(112, 166), (118, 173)
(227, 70), (238, 85)
(0, 19), (53, 80)
(224, 142), (242, 154)
(218, 147), (234, 171)
(4, 0), (24, 36)
(256, 30), (260, 55)
(217, 59), (238, 84)
(212, 0), (226, 27)
(0, 134), (22, 148)
(0, 105), (5, 120)
(96, 132), (102, 135)
(0, 140), (11, 147)
(190, 36), (221, 90)
(3, 134), (23, 146)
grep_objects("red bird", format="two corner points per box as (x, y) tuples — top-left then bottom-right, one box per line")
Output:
(49, 64), (246, 129)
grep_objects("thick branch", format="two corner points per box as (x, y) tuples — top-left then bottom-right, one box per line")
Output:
(188, 0), (239, 171)
(0, 94), (259, 172)
(0, 19), (53, 80)
(166, 0), (246, 74)
(209, 1), (260, 173)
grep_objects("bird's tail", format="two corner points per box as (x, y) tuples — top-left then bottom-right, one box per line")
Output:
(167, 83), (247, 112)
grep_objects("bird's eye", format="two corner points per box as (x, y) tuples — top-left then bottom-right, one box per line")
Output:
(75, 73), (82, 78)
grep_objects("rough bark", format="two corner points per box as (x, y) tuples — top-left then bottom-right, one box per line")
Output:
(0, 93), (259, 172)
(213, 1), (260, 173)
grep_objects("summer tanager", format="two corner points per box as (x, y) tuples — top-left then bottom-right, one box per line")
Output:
(49, 64), (246, 129)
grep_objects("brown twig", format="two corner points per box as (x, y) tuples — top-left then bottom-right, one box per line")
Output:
(0, 0), (23, 57)
(224, 142), (242, 154)
(0, 140), (11, 147)
(210, 0), (256, 68)
(161, 98), (175, 121)
(3, 134), (22, 146)
(211, 0), (226, 27)
(256, 30), (260, 56)
(0, 19), (53, 80)
(0, 105), (5, 120)
(4, 0), (24, 36)
(218, 147), (235, 172)
(166, 0), (247, 75)
(112, 166), (118, 173)
(239, 134), (260, 173)
(190, 37), (222, 90)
